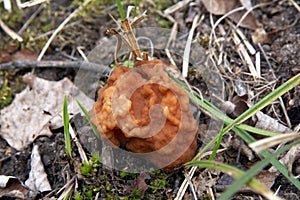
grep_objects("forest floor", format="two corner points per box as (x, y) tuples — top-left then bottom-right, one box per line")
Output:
(0, 0), (300, 199)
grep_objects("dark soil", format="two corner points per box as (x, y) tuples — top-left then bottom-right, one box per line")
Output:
(0, 0), (300, 199)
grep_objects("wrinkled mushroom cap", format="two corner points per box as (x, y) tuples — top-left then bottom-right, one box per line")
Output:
(90, 60), (198, 171)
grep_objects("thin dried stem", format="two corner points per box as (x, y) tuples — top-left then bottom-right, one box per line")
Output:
(121, 18), (142, 59)
(37, 0), (92, 61)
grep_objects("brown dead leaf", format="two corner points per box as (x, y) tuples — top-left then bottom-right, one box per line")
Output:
(0, 46), (38, 64)
(222, 94), (292, 133)
(201, 0), (262, 30)
(269, 143), (300, 173)
(201, 0), (239, 15)
(254, 111), (292, 133)
(0, 73), (94, 150)
(0, 175), (30, 199)
(254, 170), (277, 189)
(128, 173), (151, 197)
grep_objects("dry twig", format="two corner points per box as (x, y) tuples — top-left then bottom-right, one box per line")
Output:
(0, 18), (23, 42)
(37, 0), (92, 61)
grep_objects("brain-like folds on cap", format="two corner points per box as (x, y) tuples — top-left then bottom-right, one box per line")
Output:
(90, 60), (198, 171)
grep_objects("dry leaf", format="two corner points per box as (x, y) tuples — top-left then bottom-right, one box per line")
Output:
(250, 132), (300, 153)
(222, 95), (292, 133)
(128, 173), (151, 198)
(25, 145), (51, 196)
(254, 111), (292, 133)
(201, 0), (239, 15)
(254, 171), (277, 189)
(0, 46), (38, 64)
(0, 73), (94, 150)
(0, 175), (30, 199)
(201, 0), (261, 30)
(269, 144), (300, 173)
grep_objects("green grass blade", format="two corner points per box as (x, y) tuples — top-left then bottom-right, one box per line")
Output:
(210, 73), (300, 160)
(231, 73), (300, 127)
(219, 139), (300, 200)
(116, 0), (126, 20)
(232, 126), (300, 190)
(186, 160), (279, 200)
(75, 99), (100, 139)
(63, 96), (72, 158)
(179, 75), (300, 190)
(134, 0), (138, 17)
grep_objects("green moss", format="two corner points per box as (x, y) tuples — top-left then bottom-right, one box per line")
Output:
(82, 185), (94, 199)
(158, 19), (171, 28)
(120, 171), (128, 178)
(197, 35), (210, 48)
(72, 0), (114, 19)
(0, 1), (24, 28)
(0, 75), (12, 109)
(80, 153), (101, 177)
(126, 189), (143, 200)
(150, 178), (167, 188)
(151, 0), (172, 10)
(0, 71), (25, 109)
(150, 170), (168, 189)
(74, 191), (82, 200)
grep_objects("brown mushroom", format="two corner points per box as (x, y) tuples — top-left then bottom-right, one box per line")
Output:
(90, 60), (198, 171)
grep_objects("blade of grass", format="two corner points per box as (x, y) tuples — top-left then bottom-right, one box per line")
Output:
(75, 99), (100, 139)
(63, 96), (72, 158)
(174, 79), (280, 137)
(210, 73), (300, 160)
(191, 100), (300, 189)
(219, 139), (300, 200)
(249, 132), (300, 153)
(189, 124), (300, 190)
(134, 0), (138, 17)
(230, 73), (300, 127)
(233, 126), (300, 190)
(186, 160), (282, 200)
(116, 0), (126, 20)
(178, 78), (300, 190)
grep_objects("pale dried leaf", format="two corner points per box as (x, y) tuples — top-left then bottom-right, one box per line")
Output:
(254, 111), (292, 133)
(269, 144), (300, 173)
(201, 0), (261, 30)
(201, 0), (238, 15)
(0, 175), (30, 199)
(3, 0), (12, 12)
(0, 73), (94, 150)
(164, 0), (191, 15)
(239, 0), (252, 10)
(254, 171), (276, 189)
(25, 145), (51, 195)
(249, 132), (300, 153)
(229, 11), (261, 30)
(0, 18), (23, 41)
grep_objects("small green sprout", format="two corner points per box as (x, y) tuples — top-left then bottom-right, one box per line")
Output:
(123, 60), (135, 68)
(120, 171), (128, 178)
(76, 99), (100, 139)
(80, 153), (101, 177)
(63, 96), (72, 158)
(74, 191), (82, 200)
(116, 0), (126, 20)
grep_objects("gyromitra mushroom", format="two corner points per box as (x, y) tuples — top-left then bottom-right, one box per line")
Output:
(90, 60), (198, 171)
